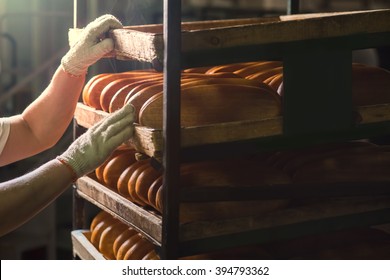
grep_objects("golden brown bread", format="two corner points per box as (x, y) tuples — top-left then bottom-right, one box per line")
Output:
(127, 162), (151, 206)
(234, 61), (283, 78)
(116, 233), (142, 260)
(85, 72), (149, 110)
(246, 66), (284, 82)
(182, 66), (213, 74)
(139, 84), (281, 129)
(82, 73), (107, 107)
(90, 210), (111, 232)
(102, 150), (137, 189)
(147, 176), (163, 210)
(123, 238), (155, 260)
(113, 228), (138, 259)
(123, 78), (163, 105)
(100, 77), (147, 112)
(135, 166), (163, 205)
(109, 76), (164, 113)
(90, 216), (117, 249)
(99, 221), (128, 260)
(142, 249), (160, 260)
(95, 148), (128, 184)
(206, 61), (260, 74)
(117, 160), (150, 197)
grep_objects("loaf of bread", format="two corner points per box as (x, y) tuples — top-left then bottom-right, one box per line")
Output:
(234, 61), (283, 78)
(127, 161), (151, 206)
(123, 237), (155, 260)
(139, 84), (281, 129)
(90, 210), (111, 232)
(142, 249), (160, 260)
(117, 160), (150, 197)
(90, 215), (117, 249)
(205, 61), (260, 74)
(147, 176), (163, 210)
(113, 228), (138, 259)
(102, 149), (137, 189)
(135, 166), (163, 205)
(99, 221), (128, 259)
(116, 233), (142, 260)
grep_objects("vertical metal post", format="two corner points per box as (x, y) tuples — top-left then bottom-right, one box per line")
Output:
(287, 0), (300, 15)
(161, 0), (182, 259)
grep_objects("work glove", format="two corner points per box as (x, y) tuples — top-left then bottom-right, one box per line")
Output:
(61, 14), (123, 76)
(57, 103), (135, 179)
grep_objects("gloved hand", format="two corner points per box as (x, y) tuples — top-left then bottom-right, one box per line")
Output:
(57, 103), (135, 179)
(61, 14), (123, 76)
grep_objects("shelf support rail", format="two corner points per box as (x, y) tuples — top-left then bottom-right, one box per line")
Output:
(161, 0), (182, 260)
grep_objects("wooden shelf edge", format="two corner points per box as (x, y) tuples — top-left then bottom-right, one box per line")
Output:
(69, 9), (390, 63)
(75, 176), (390, 245)
(71, 230), (106, 260)
(75, 176), (162, 244)
(75, 102), (390, 159)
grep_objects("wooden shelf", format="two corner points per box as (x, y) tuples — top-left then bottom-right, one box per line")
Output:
(71, 230), (106, 260)
(75, 102), (390, 160)
(72, 6), (390, 259)
(75, 176), (390, 255)
(69, 9), (390, 67)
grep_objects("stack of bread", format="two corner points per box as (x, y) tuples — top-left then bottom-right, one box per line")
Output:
(89, 210), (271, 260)
(92, 141), (390, 224)
(94, 147), (291, 223)
(89, 210), (390, 260)
(81, 61), (390, 129)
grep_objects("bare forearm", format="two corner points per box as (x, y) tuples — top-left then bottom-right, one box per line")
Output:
(0, 159), (73, 237)
(22, 66), (85, 145)
(0, 67), (85, 165)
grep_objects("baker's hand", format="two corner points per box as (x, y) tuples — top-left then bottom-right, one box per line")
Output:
(61, 14), (123, 76)
(57, 104), (134, 178)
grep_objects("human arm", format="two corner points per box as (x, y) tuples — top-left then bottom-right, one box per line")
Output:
(0, 104), (134, 237)
(0, 14), (122, 166)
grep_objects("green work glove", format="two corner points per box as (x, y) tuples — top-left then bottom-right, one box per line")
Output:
(57, 104), (135, 178)
(61, 14), (123, 76)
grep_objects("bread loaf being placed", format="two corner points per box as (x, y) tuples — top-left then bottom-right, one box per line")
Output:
(139, 84), (281, 129)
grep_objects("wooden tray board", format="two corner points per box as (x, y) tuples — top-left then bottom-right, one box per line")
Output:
(75, 102), (390, 159)
(71, 230), (106, 260)
(75, 176), (390, 243)
(76, 176), (162, 244)
(69, 9), (390, 63)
